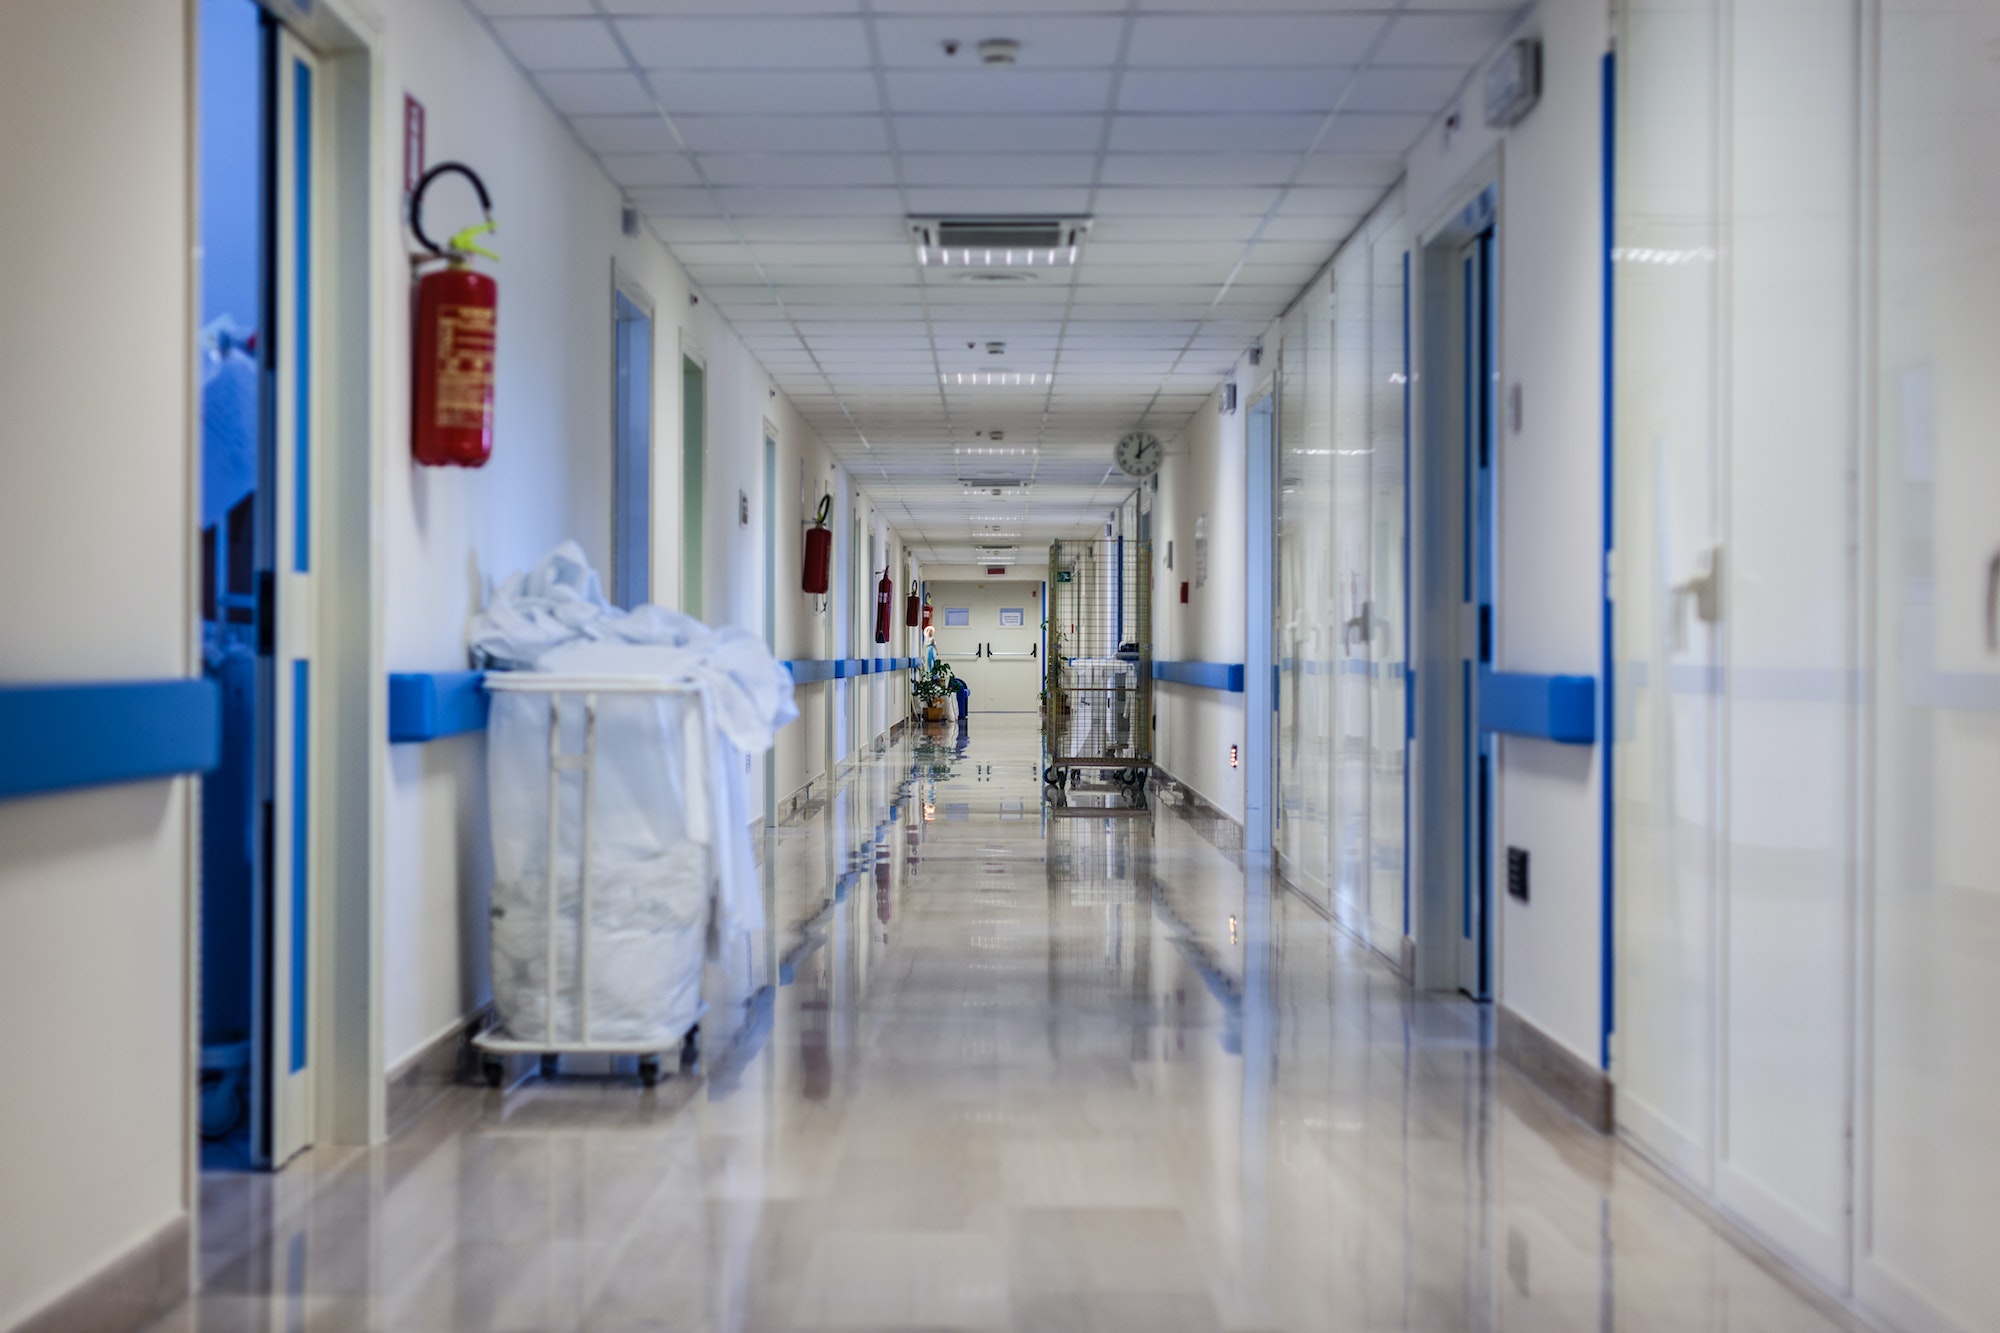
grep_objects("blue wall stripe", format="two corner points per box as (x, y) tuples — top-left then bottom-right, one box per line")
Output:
(0, 680), (221, 800)
(1599, 49), (1618, 1071)
(290, 658), (309, 1073)
(292, 58), (312, 574)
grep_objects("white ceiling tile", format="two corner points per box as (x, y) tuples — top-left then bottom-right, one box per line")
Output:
(714, 186), (905, 216)
(1372, 13), (1517, 66)
(604, 0), (868, 11)
(490, 17), (628, 70)
(1093, 186), (1281, 216)
(1088, 215), (1263, 243)
(631, 185), (724, 214)
(535, 70), (657, 115)
(700, 154), (899, 186)
(615, 16), (871, 67)
(651, 71), (882, 115)
(473, 0), (596, 13)
(1126, 14), (1388, 68)
(1106, 114), (1327, 152)
(675, 115), (889, 152)
(885, 70), (1114, 115)
(900, 153), (1098, 187)
(1097, 152), (1300, 187)
(1292, 152), (1404, 187)
(903, 187), (1094, 215)
(1277, 185), (1388, 217)
(1117, 69), (1361, 115)
(573, 115), (682, 154)
(598, 152), (702, 187)
(1312, 112), (1432, 154)
(1342, 65), (1472, 114)
(874, 16), (1128, 68)
(893, 114), (1106, 153)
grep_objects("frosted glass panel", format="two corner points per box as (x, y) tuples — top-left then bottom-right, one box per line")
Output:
(1866, 0), (2000, 1323)
(1276, 190), (1409, 957)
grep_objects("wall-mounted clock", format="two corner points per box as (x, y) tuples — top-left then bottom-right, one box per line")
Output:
(1115, 429), (1163, 478)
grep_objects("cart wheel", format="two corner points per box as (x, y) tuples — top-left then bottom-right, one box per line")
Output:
(680, 1025), (701, 1073)
(540, 1054), (560, 1079)
(638, 1055), (662, 1088)
(481, 1056), (505, 1089)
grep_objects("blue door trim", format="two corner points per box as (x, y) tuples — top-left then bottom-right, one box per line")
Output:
(289, 658), (309, 1073)
(291, 57), (312, 574)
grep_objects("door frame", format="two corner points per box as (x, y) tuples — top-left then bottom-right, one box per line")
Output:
(187, 0), (386, 1196)
(1410, 171), (1500, 995)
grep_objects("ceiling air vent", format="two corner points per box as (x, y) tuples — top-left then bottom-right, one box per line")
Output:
(910, 216), (1093, 270)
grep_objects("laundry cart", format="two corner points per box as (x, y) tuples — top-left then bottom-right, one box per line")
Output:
(1045, 538), (1153, 808)
(476, 673), (714, 1087)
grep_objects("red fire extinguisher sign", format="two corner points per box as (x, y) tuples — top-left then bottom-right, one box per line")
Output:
(410, 162), (499, 468)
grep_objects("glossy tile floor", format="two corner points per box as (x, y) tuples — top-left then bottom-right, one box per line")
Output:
(156, 716), (1862, 1332)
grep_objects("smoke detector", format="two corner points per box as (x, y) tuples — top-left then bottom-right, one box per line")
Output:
(978, 38), (1020, 66)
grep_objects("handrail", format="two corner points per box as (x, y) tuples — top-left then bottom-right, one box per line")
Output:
(0, 679), (220, 800)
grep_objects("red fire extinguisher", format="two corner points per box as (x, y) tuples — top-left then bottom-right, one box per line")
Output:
(410, 162), (499, 468)
(904, 589), (921, 628)
(802, 494), (832, 595)
(922, 600), (934, 632)
(874, 567), (894, 645)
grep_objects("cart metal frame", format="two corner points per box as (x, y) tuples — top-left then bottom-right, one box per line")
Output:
(475, 674), (705, 1087)
(1045, 538), (1154, 810)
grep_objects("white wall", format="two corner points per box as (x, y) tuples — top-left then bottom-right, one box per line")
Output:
(303, 0), (893, 1076)
(1153, 370), (1255, 822)
(0, 2), (197, 1326)
(1404, 0), (1609, 1063)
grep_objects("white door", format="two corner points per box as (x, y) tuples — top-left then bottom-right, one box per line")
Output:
(262, 25), (320, 1168)
(1861, 0), (2000, 1323)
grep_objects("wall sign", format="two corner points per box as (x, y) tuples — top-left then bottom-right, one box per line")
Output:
(999, 608), (1024, 627)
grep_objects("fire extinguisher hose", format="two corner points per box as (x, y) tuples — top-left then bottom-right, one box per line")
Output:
(412, 161), (499, 263)
(812, 493), (832, 530)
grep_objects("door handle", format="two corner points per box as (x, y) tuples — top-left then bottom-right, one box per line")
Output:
(1987, 549), (1999, 653)
(1671, 545), (1724, 652)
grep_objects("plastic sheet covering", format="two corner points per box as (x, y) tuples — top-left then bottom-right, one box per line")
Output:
(487, 687), (711, 1046)
(471, 543), (797, 1046)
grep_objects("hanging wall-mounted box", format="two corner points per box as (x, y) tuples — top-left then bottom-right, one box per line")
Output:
(1484, 38), (1542, 129)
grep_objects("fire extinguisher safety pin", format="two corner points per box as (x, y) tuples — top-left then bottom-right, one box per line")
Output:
(411, 160), (498, 262)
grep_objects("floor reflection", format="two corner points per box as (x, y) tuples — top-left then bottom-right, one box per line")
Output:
(160, 715), (1859, 1332)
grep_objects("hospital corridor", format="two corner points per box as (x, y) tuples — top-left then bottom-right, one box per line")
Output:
(1, 0), (1995, 1330)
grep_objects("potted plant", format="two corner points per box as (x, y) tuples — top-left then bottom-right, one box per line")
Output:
(911, 660), (954, 724)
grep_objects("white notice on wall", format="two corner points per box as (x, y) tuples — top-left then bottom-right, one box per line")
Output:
(1195, 514), (1208, 588)
(999, 608), (1024, 627)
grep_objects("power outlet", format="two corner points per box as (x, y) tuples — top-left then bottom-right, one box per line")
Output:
(1507, 846), (1530, 902)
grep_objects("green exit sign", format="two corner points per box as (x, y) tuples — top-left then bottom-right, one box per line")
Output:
(1056, 570), (1074, 583)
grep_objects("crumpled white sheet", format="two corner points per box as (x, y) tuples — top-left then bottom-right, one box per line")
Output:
(471, 543), (796, 1047)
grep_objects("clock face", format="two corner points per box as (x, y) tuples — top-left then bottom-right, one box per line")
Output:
(1115, 430), (1163, 478)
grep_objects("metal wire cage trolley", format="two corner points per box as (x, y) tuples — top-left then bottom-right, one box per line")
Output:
(475, 673), (711, 1088)
(1045, 537), (1153, 798)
